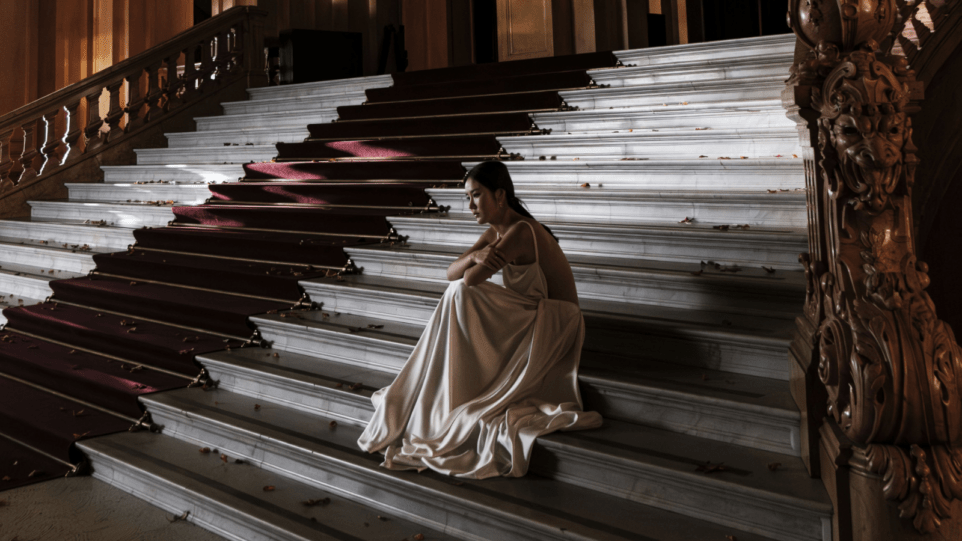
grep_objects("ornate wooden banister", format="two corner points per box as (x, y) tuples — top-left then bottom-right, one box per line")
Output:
(0, 5), (268, 192)
(785, 0), (962, 537)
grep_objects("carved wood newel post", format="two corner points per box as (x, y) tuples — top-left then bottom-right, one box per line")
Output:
(786, 0), (962, 538)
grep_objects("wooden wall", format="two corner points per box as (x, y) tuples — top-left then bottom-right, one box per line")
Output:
(0, 0), (193, 118)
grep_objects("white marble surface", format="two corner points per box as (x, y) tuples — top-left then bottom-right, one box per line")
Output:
(561, 76), (787, 110)
(101, 164), (245, 184)
(220, 91), (367, 116)
(244, 73), (392, 101)
(0, 219), (137, 250)
(590, 55), (793, 88)
(193, 109), (338, 132)
(29, 201), (176, 228)
(134, 145), (278, 165)
(65, 183), (212, 204)
(165, 127), (309, 147)
(612, 33), (795, 66)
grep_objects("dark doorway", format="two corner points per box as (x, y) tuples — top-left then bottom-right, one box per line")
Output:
(647, 14), (668, 47)
(701, 0), (790, 42)
(472, 0), (498, 64)
(193, 0), (212, 25)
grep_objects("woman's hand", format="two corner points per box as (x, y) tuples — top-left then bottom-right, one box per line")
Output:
(471, 238), (506, 270)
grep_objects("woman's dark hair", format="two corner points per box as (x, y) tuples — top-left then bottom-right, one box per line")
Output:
(465, 161), (559, 242)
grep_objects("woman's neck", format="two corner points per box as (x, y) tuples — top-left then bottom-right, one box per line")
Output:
(490, 209), (524, 237)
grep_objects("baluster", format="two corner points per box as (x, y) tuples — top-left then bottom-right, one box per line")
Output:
(144, 61), (164, 122)
(0, 129), (15, 187)
(182, 45), (198, 100)
(229, 26), (243, 73)
(103, 80), (125, 142)
(18, 119), (40, 183)
(199, 39), (214, 91)
(164, 52), (182, 112)
(61, 99), (83, 163)
(124, 69), (146, 133)
(213, 30), (230, 82)
(83, 88), (105, 153)
(38, 109), (62, 175)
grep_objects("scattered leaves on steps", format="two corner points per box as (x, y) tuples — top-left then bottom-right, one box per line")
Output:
(263, 485), (275, 492)
(166, 511), (190, 523)
(302, 497), (331, 507)
(199, 447), (211, 454)
(695, 461), (727, 474)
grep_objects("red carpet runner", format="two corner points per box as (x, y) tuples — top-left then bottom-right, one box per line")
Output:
(0, 51), (616, 490)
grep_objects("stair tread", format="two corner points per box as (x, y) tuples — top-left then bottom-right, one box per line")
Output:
(79, 431), (461, 541)
(139, 387), (787, 541)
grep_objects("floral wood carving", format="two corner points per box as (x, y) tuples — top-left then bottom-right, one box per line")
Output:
(788, 0), (962, 533)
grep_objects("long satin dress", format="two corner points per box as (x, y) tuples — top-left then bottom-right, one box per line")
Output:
(357, 221), (602, 479)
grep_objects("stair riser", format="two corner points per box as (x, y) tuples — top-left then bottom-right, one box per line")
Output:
(29, 203), (173, 228)
(389, 218), (807, 269)
(500, 135), (801, 161)
(533, 109), (794, 133)
(144, 405), (556, 541)
(591, 60), (793, 87)
(348, 252), (803, 319)
(0, 246), (95, 275)
(245, 75), (392, 100)
(297, 281), (791, 380)
(580, 382), (798, 455)
(194, 112), (336, 132)
(0, 274), (52, 302)
(611, 35), (795, 67)
(166, 129), (309, 148)
(487, 162), (805, 191)
(201, 357), (374, 427)
(530, 444), (831, 541)
(65, 184), (211, 204)
(430, 191), (808, 228)
(78, 444), (313, 541)
(134, 147), (277, 165)
(0, 222), (135, 251)
(221, 93), (366, 115)
(561, 80), (785, 110)
(101, 165), (244, 184)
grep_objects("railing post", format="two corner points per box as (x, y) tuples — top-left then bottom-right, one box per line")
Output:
(103, 81), (125, 142)
(164, 52), (182, 112)
(144, 61), (164, 122)
(243, 11), (268, 88)
(181, 45), (199, 101)
(61, 99), (83, 164)
(0, 129), (14, 187)
(18, 119), (39, 183)
(38, 109), (62, 175)
(213, 29), (230, 82)
(124, 69), (145, 133)
(83, 88), (105, 153)
(199, 39), (214, 92)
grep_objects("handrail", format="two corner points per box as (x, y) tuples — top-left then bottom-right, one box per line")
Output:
(0, 5), (268, 190)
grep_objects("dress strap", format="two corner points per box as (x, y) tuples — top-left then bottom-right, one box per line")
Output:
(519, 220), (539, 264)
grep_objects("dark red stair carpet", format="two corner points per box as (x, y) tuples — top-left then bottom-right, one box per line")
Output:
(0, 51), (617, 491)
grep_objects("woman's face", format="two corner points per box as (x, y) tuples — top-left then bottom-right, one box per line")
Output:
(464, 178), (501, 224)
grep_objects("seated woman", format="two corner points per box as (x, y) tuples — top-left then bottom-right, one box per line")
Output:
(357, 160), (602, 479)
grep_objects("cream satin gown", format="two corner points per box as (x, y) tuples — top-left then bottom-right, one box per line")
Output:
(357, 221), (602, 479)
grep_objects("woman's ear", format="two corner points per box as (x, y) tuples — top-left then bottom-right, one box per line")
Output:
(495, 188), (506, 207)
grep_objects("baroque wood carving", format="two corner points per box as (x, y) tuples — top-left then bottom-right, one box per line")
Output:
(787, 0), (962, 533)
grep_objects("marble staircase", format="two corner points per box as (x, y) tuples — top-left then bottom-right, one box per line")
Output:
(1, 34), (834, 541)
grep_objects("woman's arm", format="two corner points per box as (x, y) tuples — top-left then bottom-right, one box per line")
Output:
(446, 228), (499, 281)
(463, 222), (533, 287)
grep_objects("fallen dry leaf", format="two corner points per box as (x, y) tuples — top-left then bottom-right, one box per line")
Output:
(678, 217), (694, 224)
(263, 485), (275, 492)
(690, 270), (704, 277)
(73, 431), (90, 440)
(329, 421), (338, 429)
(414, 534), (425, 541)
(199, 447), (211, 454)
(713, 225), (730, 231)
(367, 324), (384, 330)
(27, 470), (42, 478)
(726, 536), (738, 541)
(254, 404), (261, 411)
(167, 511), (190, 523)
(696, 461), (728, 474)
(377, 515), (389, 521)
(768, 462), (782, 472)
(762, 266), (776, 274)
(220, 454), (229, 463)
(349, 382), (363, 391)
(302, 497), (331, 506)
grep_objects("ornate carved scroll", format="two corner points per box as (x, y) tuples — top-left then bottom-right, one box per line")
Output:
(787, 0), (962, 533)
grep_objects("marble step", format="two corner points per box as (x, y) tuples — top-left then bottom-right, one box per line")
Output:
(134, 146), (278, 165)
(220, 92), (368, 116)
(78, 431), (458, 541)
(559, 76), (786, 110)
(245, 74), (392, 101)
(0, 259), (84, 305)
(0, 218), (137, 251)
(29, 201), (175, 228)
(344, 243), (804, 319)
(142, 388), (829, 541)
(387, 214), (807, 269)
(499, 127), (802, 160)
(100, 164), (245, 184)
(260, 284), (795, 380)
(199, 322), (800, 456)
(589, 54), (793, 88)
(0, 237), (100, 275)
(468, 158), (804, 190)
(193, 109), (337, 132)
(532, 99), (793, 133)
(165, 127), (309, 148)
(612, 34), (795, 67)
(64, 183), (212, 204)
(429, 188), (808, 228)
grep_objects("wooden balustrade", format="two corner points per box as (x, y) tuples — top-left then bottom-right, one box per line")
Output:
(0, 5), (267, 192)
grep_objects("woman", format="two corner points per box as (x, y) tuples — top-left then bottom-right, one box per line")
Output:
(357, 161), (602, 479)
